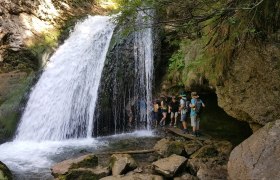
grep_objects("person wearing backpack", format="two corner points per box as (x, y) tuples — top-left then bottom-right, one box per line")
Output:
(179, 93), (190, 134)
(190, 92), (205, 137)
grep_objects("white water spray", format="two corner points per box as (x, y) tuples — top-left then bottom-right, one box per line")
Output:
(134, 10), (154, 129)
(15, 16), (115, 141)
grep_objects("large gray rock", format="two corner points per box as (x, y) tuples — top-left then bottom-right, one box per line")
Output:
(152, 154), (187, 177)
(228, 120), (280, 180)
(62, 166), (109, 180)
(51, 154), (98, 177)
(216, 43), (280, 125)
(109, 154), (137, 176)
(154, 138), (185, 157)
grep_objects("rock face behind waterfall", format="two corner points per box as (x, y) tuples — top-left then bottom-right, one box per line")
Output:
(93, 29), (136, 136)
(94, 23), (159, 136)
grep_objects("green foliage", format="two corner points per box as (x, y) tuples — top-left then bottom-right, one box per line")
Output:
(168, 49), (184, 72)
(28, 29), (60, 59)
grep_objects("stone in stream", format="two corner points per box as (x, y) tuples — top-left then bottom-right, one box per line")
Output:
(152, 154), (187, 177)
(109, 154), (138, 176)
(63, 166), (109, 180)
(228, 120), (280, 180)
(0, 161), (12, 180)
(51, 154), (98, 176)
(153, 138), (185, 157)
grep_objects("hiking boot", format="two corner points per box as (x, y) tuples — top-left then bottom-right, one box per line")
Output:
(183, 129), (188, 134)
(195, 131), (200, 137)
(173, 125), (177, 128)
(191, 131), (196, 136)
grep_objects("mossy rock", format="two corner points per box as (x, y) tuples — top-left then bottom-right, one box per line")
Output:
(70, 155), (98, 169)
(60, 169), (102, 180)
(166, 141), (186, 157)
(0, 161), (12, 180)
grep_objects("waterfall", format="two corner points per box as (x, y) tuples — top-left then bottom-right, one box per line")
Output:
(15, 16), (115, 141)
(134, 10), (154, 130)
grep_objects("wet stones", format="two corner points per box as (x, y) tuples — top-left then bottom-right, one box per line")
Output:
(109, 154), (137, 176)
(51, 136), (233, 179)
(51, 154), (99, 177)
(152, 154), (187, 177)
(153, 138), (186, 157)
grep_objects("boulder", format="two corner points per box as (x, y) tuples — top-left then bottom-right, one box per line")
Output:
(51, 154), (98, 177)
(154, 138), (185, 157)
(216, 43), (280, 125)
(187, 157), (228, 176)
(63, 166), (109, 180)
(109, 154), (137, 176)
(100, 173), (163, 180)
(152, 154), (187, 177)
(0, 161), (12, 180)
(228, 120), (280, 180)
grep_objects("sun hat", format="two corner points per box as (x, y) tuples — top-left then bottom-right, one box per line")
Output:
(191, 92), (199, 98)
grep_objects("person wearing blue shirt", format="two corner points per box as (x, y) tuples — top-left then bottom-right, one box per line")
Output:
(190, 92), (205, 137)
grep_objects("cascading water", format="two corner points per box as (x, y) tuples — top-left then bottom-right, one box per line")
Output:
(134, 10), (154, 130)
(15, 16), (115, 141)
(93, 10), (155, 134)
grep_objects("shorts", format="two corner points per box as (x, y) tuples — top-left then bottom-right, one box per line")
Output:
(152, 111), (159, 121)
(180, 113), (187, 122)
(171, 112), (178, 119)
(191, 115), (200, 128)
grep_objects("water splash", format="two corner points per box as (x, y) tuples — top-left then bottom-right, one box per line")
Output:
(134, 10), (154, 130)
(15, 16), (115, 141)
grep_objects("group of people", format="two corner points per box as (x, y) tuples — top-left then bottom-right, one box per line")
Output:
(152, 92), (205, 137)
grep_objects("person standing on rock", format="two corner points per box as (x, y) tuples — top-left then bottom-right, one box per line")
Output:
(190, 92), (205, 137)
(179, 93), (190, 134)
(168, 96), (179, 127)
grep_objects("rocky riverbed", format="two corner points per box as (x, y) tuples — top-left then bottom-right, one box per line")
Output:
(50, 128), (233, 180)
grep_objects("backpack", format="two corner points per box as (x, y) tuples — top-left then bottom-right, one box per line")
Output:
(195, 99), (203, 115)
(185, 100), (191, 113)
(180, 99), (190, 114)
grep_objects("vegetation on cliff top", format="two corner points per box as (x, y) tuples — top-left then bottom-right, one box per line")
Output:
(114, 0), (280, 90)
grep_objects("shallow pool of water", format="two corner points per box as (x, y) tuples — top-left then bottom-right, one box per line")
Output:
(0, 130), (156, 180)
